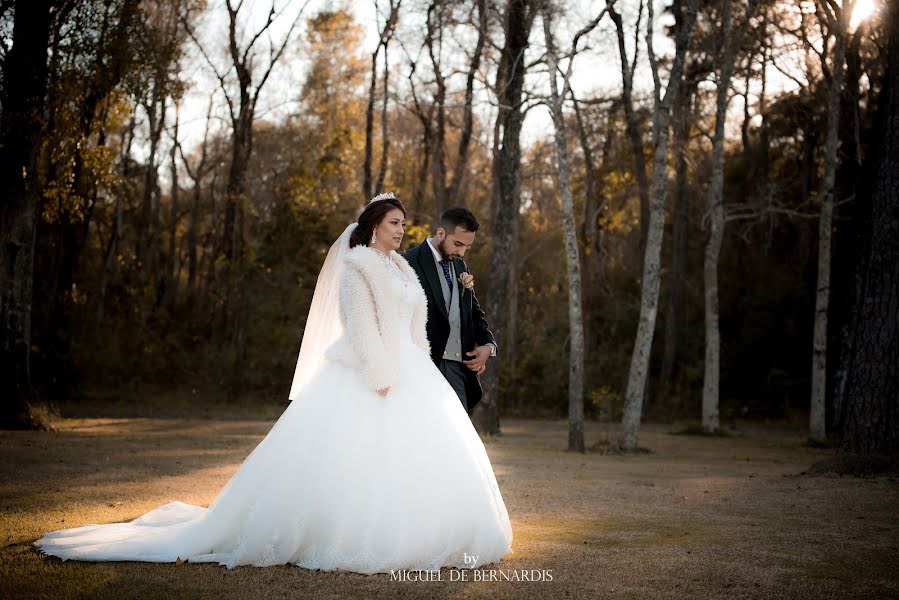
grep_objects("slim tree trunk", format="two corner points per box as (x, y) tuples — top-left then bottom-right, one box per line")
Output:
(659, 80), (694, 412)
(180, 94), (214, 305)
(98, 115), (136, 326)
(364, 44), (380, 200)
(572, 92), (609, 362)
(702, 0), (760, 434)
(609, 1), (651, 252)
(620, 0), (698, 451)
(448, 0), (487, 201)
(166, 106), (180, 309)
(413, 119), (432, 216)
(376, 43), (390, 193)
(362, 0), (399, 201)
(810, 1), (851, 443)
(543, 7), (588, 453)
(138, 89), (166, 270)
(426, 2), (448, 213)
(224, 103), (250, 264)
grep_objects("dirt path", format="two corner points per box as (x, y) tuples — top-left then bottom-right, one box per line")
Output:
(1, 417), (896, 599)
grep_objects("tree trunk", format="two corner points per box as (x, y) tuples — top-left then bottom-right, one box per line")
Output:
(0, 0), (53, 429)
(376, 44), (390, 194)
(362, 1), (398, 202)
(620, 0), (698, 451)
(98, 115), (135, 327)
(166, 107), (180, 309)
(448, 0), (487, 202)
(609, 1), (651, 253)
(659, 80), (694, 413)
(475, 0), (535, 436)
(412, 119), (432, 218)
(224, 103), (251, 264)
(810, 5), (849, 443)
(572, 93), (608, 363)
(839, 1), (899, 456)
(138, 89), (166, 270)
(185, 96), (214, 305)
(543, 9), (586, 453)
(702, 0), (760, 434)
(364, 44), (380, 201)
(217, 0), (307, 394)
(426, 2), (448, 213)
(830, 25), (866, 434)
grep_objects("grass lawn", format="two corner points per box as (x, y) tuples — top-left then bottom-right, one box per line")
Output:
(1, 413), (896, 599)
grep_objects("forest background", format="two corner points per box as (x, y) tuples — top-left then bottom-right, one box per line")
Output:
(1, 0), (894, 456)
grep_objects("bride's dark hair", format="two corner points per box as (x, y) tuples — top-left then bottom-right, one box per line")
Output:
(350, 197), (407, 248)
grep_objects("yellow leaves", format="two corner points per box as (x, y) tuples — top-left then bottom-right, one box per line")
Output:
(41, 137), (120, 224)
(41, 184), (82, 224)
(403, 223), (432, 247)
(587, 385), (623, 420)
(603, 169), (632, 191)
(598, 206), (636, 234)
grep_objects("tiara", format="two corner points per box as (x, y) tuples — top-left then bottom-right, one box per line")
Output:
(368, 192), (396, 204)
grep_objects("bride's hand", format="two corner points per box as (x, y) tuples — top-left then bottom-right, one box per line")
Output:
(376, 386), (390, 397)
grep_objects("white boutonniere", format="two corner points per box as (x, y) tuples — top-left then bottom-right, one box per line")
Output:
(458, 271), (475, 291)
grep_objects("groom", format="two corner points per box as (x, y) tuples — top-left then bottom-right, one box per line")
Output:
(403, 207), (498, 415)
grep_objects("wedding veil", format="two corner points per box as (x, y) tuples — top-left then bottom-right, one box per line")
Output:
(288, 222), (357, 401)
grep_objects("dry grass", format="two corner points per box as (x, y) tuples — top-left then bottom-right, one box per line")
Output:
(1, 415), (897, 599)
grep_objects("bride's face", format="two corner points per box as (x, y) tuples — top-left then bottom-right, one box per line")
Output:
(375, 208), (406, 251)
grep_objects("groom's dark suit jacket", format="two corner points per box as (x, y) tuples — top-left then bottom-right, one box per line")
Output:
(403, 241), (497, 412)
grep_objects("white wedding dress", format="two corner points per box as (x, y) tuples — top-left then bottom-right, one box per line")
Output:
(35, 224), (513, 575)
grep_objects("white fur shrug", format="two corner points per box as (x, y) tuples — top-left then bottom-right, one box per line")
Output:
(323, 245), (431, 392)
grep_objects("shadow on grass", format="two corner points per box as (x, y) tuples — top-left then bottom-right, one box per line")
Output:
(0, 420), (273, 511)
(587, 439), (654, 455)
(803, 454), (899, 478)
(668, 421), (732, 437)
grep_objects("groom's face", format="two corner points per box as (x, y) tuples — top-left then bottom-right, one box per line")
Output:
(435, 226), (476, 260)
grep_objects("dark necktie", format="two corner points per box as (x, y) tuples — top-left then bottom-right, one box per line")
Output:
(439, 259), (454, 290)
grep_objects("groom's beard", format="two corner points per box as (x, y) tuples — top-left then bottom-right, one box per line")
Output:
(436, 238), (459, 260)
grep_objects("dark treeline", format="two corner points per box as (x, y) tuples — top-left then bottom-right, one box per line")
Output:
(0, 0), (895, 456)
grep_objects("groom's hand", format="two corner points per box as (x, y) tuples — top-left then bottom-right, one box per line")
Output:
(462, 346), (492, 373)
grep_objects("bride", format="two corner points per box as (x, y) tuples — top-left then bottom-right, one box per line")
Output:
(35, 193), (513, 575)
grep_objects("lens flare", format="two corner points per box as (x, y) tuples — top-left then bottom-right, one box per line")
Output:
(850, 0), (876, 31)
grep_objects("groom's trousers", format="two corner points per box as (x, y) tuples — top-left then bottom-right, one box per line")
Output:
(438, 358), (469, 413)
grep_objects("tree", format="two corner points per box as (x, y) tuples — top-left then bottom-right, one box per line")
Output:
(176, 93), (219, 306)
(188, 0), (306, 265)
(620, 0), (699, 451)
(839, 0), (898, 456)
(657, 64), (702, 413)
(542, 3), (605, 452)
(363, 0), (400, 202)
(33, 0), (180, 396)
(608, 0), (651, 253)
(701, 0), (761, 434)
(475, 0), (538, 436)
(0, 0), (56, 428)
(187, 0), (307, 397)
(810, 0), (855, 442)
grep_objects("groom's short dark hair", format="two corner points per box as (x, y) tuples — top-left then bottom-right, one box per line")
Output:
(439, 207), (480, 233)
